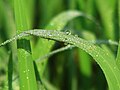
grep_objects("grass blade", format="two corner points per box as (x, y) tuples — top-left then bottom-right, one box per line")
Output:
(14, 0), (37, 89)
(78, 31), (96, 77)
(33, 11), (94, 77)
(95, 0), (116, 39)
(36, 45), (74, 62)
(27, 30), (120, 90)
(1, 29), (119, 90)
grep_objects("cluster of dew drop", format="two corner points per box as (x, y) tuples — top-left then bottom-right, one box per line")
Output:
(0, 31), (30, 47)
(23, 69), (30, 73)
(23, 69), (30, 80)
(0, 30), (92, 49)
(0, 36), (17, 47)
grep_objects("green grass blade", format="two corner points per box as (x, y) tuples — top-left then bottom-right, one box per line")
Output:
(14, 0), (37, 89)
(33, 11), (94, 77)
(35, 45), (74, 62)
(39, 0), (63, 28)
(77, 0), (96, 80)
(42, 78), (59, 90)
(78, 31), (95, 77)
(33, 11), (84, 77)
(46, 11), (83, 30)
(95, 0), (116, 39)
(0, 29), (120, 89)
(101, 45), (115, 60)
(69, 0), (76, 9)
(27, 30), (120, 90)
(77, 0), (85, 11)
(85, 0), (95, 14)
(78, 49), (92, 76)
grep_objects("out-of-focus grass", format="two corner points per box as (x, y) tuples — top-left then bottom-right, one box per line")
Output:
(0, 0), (119, 90)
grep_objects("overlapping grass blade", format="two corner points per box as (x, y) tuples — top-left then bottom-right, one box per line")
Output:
(78, 31), (95, 77)
(77, 0), (95, 80)
(0, 29), (120, 90)
(33, 11), (84, 77)
(33, 11), (96, 77)
(27, 30), (120, 90)
(14, 0), (37, 89)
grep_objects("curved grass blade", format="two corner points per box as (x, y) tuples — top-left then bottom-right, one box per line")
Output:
(33, 10), (99, 77)
(32, 11), (84, 77)
(0, 29), (120, 90)
(26, 30), (120, 90)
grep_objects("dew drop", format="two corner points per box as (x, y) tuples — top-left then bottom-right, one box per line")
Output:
(22, 85), (25, 88)
(114, 67), (117, 69)
(64, 42), (68, 45)
(23, 71), (26, 73)
(65, 31), (71, 35)
(65, 32), (69, 35)
(17, 35), (20, 38)
(29, 31), (33, 35)
(26, 76), (29, 79)
(47, 32), (52, 37)
(27, 69), (30, 72)
(96, 54), (98, 57)
(106, 53), (109, 55)
(75, 34), (78, 37)
(49, 34), (52, 37)
(50, 23), (54, 26)
(88, 45), (93, 50)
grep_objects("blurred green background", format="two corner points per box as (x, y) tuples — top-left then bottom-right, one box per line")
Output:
(0, 0), (119, 90)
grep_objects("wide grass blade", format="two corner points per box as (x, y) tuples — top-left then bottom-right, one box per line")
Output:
(14, 0), (37, 89)
(27, 30), (120, 90)
(33, 11), (94, 77)
(33, 11), (82, 77)
(1, 29), (120, 90)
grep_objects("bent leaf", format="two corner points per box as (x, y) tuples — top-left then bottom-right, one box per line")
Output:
(0, 29), (120, 90)
(33, 10), (97, 77)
